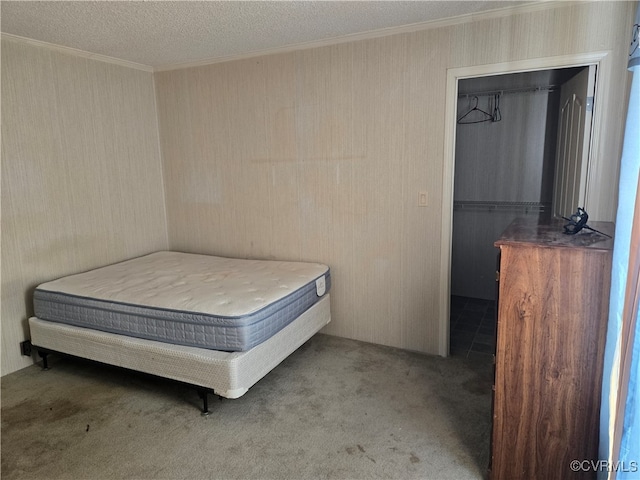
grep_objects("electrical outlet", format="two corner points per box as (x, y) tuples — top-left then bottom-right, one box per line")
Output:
(20, 340), (32, 356)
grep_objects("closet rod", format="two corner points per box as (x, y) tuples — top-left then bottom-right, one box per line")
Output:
(458, 85), (557, 98)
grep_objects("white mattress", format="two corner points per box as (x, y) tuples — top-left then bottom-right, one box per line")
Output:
(33, 251), (330, 351)
(29, 294), (331, 399)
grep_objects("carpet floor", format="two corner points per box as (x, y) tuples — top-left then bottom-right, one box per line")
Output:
(1, 334), (492, 480)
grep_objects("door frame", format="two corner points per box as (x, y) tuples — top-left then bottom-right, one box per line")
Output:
(438, 51), (611, 356)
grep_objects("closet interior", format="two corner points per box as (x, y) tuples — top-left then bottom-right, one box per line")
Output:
(449, 67), (587, 357)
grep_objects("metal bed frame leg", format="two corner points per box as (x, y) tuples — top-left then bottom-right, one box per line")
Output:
(37, 350), (50, 370)
(197, 389), (211, 416)
(32, 345), (221, 417)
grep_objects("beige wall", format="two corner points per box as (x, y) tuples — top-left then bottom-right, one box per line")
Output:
(1, 39), (168, 375)
(155, 1), (633, 355)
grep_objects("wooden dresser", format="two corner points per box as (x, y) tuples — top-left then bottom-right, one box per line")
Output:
(490, 217), (614, 480)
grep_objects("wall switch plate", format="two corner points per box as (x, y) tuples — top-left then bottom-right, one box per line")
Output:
(418, 191), (428, 207)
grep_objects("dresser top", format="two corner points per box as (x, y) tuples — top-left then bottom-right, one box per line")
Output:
(495, 217), (615, 251)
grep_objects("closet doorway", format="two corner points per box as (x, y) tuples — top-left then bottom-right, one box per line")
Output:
(448, 66), (595, 358)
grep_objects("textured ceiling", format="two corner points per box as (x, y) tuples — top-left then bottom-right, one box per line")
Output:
(1, 1), (530, 69)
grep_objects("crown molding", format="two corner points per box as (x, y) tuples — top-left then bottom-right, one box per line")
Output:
(1, 33), (154, 72)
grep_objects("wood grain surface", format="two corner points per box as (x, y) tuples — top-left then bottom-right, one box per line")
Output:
(491, 221), (613, 479)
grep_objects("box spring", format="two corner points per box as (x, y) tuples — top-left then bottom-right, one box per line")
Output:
(29, 294), (331, 399)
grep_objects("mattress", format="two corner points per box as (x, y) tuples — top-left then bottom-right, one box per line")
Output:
(29, 294), (331, 399)
(33, 251), (330, 351)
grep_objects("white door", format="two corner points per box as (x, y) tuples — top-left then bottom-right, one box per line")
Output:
(552, 65), (596, 219)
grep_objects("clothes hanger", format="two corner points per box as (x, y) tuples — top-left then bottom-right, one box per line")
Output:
(457, 96), (494, 124)
(492, 93), (502, 122)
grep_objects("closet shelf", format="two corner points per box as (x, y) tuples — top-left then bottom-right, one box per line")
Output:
(453, 201), (551, 213)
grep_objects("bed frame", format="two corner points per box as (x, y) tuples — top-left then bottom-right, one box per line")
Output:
(28, 294), (331, 415)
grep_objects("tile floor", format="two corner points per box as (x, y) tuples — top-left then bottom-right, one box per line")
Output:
(450, 295), (496, 361)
